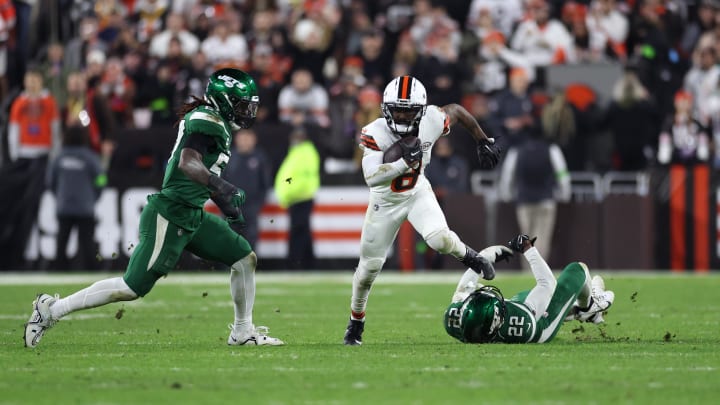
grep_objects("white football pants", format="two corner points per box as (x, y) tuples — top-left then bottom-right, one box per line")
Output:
(351, 184), (466, 315)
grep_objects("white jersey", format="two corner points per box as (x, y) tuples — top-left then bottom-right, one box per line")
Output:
(359, 105), (450, 203)
(351, 98), (472, 326)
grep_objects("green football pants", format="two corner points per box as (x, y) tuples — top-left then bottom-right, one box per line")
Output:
(123, 201), (252, 296)
(512, 262), (588, 343)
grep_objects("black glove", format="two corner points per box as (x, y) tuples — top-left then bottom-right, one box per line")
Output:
(221, 198), (246, 225)
(508, 234), (537, 253)
(477, 138), (501, 170)
(400, 138), (422, 166)
(208, 174), (246, 224)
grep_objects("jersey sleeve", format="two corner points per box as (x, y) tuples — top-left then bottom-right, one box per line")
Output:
(422, 105), (451, 137)
(359, 127), (381, 151)
(437, 106), (451, 136)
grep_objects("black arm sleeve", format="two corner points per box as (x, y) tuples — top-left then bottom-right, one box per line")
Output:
(183, 133), (216, 155)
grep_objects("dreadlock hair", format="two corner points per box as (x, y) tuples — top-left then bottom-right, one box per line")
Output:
(175, 95), (213, 127)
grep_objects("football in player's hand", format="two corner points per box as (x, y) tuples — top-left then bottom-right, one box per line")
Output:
(383, 136), (421, 164)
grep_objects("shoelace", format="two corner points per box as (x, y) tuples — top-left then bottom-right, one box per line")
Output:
(38, 294), (60, 328)
(227, 324), (271, 337)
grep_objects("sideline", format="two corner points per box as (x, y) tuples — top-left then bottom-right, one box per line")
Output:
(0, 270), (708, 285)
(0, 271), (451, 285)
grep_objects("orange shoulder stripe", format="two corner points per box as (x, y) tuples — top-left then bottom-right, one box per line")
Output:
(360, 135), (380, 151)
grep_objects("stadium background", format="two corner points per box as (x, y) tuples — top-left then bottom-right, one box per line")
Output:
(0, 0), (718, 272)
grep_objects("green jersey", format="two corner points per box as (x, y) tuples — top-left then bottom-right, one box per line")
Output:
(444, 262), (588, 344)
(493, 301), (538, 343)
(151, 106), (233, 231)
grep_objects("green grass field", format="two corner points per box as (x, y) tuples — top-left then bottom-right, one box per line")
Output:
(1, 272), (719, 405)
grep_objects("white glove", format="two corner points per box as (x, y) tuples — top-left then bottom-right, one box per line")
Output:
(479, 245), (514, 264)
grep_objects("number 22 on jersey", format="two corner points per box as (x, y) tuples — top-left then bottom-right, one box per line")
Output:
(507, 316), (525, 337)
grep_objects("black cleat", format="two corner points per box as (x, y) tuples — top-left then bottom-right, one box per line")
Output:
(460, 247), (496, 280)
(344, 319), (364, 345)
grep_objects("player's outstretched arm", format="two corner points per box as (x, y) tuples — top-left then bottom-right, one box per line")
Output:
(508, 235), (556, 320)
(452, 269), (482, 303)
(452, 245), (512, 302)
(441, 103), (491, 142)
(442, 103), (501, 169)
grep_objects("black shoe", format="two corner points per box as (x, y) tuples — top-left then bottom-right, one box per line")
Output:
(460, 247), (496, 280)
(508, 234), (537, 253)
(344, 319), (364, 345)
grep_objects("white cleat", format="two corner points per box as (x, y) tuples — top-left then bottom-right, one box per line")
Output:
(24, 293), (59, 348)
(227, 325), (284, 346)
(590, 312), (605, 324)
(577, 276), (615, 324)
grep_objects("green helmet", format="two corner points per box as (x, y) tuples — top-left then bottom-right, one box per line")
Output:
(205, 68), (259, 130)
(461, 286), (507, 343)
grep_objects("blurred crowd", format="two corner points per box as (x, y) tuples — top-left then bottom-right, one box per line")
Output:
(1, 0), (719, 271)
(2, 0), (720, 176)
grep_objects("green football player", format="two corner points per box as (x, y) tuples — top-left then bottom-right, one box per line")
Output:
(444, 235), (615, 344)
(24, 68), (284, 347)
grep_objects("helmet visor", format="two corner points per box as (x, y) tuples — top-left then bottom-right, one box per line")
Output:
(388, 104), (423, 126)
(234, 98), (259, 119)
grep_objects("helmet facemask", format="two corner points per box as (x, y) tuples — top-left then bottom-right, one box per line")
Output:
(230, 95), (259, 130)
(382, 102), (426, 136)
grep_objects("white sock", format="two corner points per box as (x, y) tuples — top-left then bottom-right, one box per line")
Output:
(446, 231), (466, 258)
(350, 258), (383, 319)
(576, 263), (592, 309)
(50, 277), (138, 320)
(230, 253), (256, 333)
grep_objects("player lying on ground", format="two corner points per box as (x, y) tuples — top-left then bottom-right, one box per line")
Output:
(444, 234), (615, 344)
(344, 75), (502, 345)
(23, 68), (283, 348)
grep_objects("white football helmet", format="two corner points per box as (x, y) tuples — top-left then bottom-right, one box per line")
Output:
(382, 75), (427, 136)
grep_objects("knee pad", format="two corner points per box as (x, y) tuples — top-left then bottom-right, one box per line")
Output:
(424, 228), (455, 254)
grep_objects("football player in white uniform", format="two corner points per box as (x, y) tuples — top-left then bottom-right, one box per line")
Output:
(344, 75), (502, 345)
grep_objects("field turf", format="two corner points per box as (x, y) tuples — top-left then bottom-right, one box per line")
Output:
(1, 272), (718, 404)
